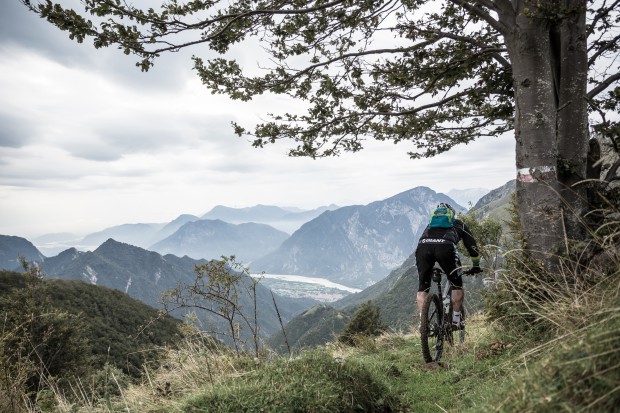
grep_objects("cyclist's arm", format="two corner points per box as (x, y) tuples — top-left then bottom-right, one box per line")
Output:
(458, 221), (481, 265)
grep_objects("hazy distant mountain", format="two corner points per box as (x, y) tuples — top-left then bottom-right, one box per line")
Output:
(32, 232), (83, 257)
(151, 214), (200, 243)
(36, 214), (205, 255)
(446, 187), (489, 208)
(0, 235), (45, 270)
(80, 222), (166, 249)
(251, 187), (462, 289)
(149, 219), (290, 262)
(203, 205), (299, 222)
(33, 232), (79, 244)
(34, 204), (334, 256)
(202, 204), (339, 234)
(40, 239), (313, 340)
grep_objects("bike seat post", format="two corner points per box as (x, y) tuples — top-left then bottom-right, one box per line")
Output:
(432, 268), (442, 296)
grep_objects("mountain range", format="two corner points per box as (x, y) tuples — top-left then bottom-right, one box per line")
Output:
(202, 204), (339, 233)
(0, 235), (45, 270)
(34, 239), (315, 341)
(34, 205), (340, 257)
(251, 186), (463, 288)
(0, 182), (512, 351)
(149, 220), (290, 262)
(3, 185), (499, 290)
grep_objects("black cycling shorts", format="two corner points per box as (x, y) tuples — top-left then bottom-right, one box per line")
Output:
(415, 241), (463, 292)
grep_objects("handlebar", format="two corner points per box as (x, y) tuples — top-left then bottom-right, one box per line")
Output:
(463, 268), (483, 276)
(431, 267), (483, 278)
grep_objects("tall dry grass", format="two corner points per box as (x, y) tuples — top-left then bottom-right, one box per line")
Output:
(482, 187), (620, 412)
(13, 327), (245, 413)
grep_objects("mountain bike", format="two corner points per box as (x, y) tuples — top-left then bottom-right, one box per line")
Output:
(420, 267), (480, 363)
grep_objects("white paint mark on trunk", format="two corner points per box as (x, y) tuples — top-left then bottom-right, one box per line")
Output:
(517, 165), (556, 183)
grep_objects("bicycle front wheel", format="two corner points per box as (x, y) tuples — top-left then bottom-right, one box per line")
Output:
(420, 294), (443, 363)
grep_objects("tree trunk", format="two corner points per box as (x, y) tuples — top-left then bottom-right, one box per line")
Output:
(555, 2), (589, 241)
(504, 4), (565, 262)
(497, 1), (590, 263)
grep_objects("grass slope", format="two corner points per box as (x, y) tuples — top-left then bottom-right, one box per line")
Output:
(7, 246), (620, 412)
(0, 270), (183, 377)
(11, 302), (619, 412)
(62, 279), (618, 413)
(70, 315), (520, 412)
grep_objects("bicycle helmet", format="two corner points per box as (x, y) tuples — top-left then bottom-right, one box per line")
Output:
(437, 202), (455, 215)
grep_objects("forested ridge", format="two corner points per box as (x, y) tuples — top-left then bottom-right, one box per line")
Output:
(0, 269), (183, 380)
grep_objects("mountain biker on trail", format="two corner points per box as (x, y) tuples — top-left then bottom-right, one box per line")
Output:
(415, 203), (482, 327)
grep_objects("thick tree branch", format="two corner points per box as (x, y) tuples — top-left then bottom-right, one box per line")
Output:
(89, 0), (349, 30)
(373, 90), (472, 116)
(587, 0), (620, 36)
(419, 28), (510, 68)
(252, 43), (437, 91)
(587, 72), (620, 99)
(448, 0), (507, 34)
(587, 33), (620, 66)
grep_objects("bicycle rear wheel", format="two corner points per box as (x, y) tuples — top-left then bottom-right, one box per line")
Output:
(420, 294), (443, 363)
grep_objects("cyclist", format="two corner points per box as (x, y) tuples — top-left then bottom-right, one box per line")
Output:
(415, 202), (481, 328)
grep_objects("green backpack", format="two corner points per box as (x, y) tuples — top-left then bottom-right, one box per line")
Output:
(429, 205), (455, 228)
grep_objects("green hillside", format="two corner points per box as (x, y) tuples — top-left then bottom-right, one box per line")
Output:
(267, 304), (350, 354)
(0, 270), (183, 377)
(469, 180), (515, 224)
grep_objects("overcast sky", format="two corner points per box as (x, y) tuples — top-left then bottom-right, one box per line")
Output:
(0, 1), (515, 239)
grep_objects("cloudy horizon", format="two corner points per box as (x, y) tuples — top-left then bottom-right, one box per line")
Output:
(0, 1), (515, 240)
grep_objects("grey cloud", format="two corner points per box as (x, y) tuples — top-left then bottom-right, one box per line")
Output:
(64, 119), (205, 162)
(0, 1), (195, 93)
(100, 49), (196, 92)
(0, 161), (85, 188)
(0, 113), (36, 148)
(96, 121), (194, 152)
(67, 145), (122, 162)
(191, 117), (249, 149)
(64, 132), (151, 162)
(0, 1), (91, 64)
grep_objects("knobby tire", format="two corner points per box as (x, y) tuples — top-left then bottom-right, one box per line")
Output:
(420, 294), (442, 363)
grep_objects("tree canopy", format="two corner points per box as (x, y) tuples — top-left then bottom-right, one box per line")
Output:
(22, 0), (620, 258)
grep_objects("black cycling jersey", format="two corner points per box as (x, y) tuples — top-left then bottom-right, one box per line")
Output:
(415, 219), (479, 292)
(418, 219), (479, 257)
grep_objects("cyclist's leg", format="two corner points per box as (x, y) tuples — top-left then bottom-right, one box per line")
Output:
(436, 243), (464, 312)
(415, 244), (434, 316)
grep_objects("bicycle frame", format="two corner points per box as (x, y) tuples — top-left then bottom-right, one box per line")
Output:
(434, 267), (453, 317)
(420, 267), (472, 363)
